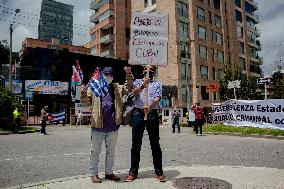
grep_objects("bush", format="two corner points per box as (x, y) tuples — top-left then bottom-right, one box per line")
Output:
(0, 88), (21, 128)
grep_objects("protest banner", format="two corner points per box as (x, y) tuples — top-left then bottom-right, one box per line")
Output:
(25, 80), (68, 95)
(129, 11), (168, 66)
(212, 99), (284, 130)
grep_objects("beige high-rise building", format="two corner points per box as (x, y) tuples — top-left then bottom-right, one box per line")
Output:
(89, 0), (131, 59)
(132, 0), (262, 111)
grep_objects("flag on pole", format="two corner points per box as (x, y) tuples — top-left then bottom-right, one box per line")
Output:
(48, 112), (65, 123)
(71, 65), (81, 85)
(76, 60), (84, 83)
(88, 67), (109, 97)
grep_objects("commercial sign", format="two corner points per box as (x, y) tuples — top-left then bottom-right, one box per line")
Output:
(75, 103), (92, 117)
(206, 83), (219, 93)
(5, 80), (22, 94)
(212, 99), (284, 130)
(25, 80), (68, 95)
(129, 11), (168, 66)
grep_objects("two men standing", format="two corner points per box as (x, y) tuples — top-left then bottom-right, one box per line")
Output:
(81, 65), (165, 184)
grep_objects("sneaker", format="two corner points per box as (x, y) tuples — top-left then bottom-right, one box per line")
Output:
(156, 175), (166, 182)
(125, 173), (137, 182)
(91, 175), (102, 183)
(105, 174), (120, 181)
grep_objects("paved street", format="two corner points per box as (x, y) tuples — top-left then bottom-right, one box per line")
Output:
(0, 125), (283, 188)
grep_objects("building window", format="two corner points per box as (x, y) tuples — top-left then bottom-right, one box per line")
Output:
(215, 15), (221, 27)
(197, 7), (205, 21)
(247, 30), (256, 43)
(215, 32), (222, 45)
(217, 50), (223, 63)
(180, 42), (189, 58)
(210, 48), (214, 63)
(237, 25), (243, 38)
(236, 9), (242, 22)
(218, 69), (224, 79)
(249, 47), (257, 58)
(181, 63), (187, 80)
(210, 29), (214, 41)
(235, 0), (241, 8)
(178, 1), (188, 18)
(199, 45), (207, 60)
(239, 57), (246, 70)
(201, 86), (209, 100)
(198, 26), (206, 39)
(209, 11), (212, 23)
(212, 67), (216, 80)
(200, 66), (208, 80)
(213, 0), (221, 10)
(91, 32), (96, 41)
(179, 21), (189, 37)
(91, 46), (97, 55)
(239, 42), (244, 54)
(164, 110), (169, 116)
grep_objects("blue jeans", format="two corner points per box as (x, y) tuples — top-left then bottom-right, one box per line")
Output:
(129, 109), (163, 176)
(90, 128), (118, 176)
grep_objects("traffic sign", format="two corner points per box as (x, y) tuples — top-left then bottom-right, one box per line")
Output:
(25, 91), (33, 100)
(257, 78), (271, 84)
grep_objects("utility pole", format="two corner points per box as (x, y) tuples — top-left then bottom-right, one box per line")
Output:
(8, 8), (20, 91)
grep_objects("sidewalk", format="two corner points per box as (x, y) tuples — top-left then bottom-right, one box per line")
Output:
(5, 165), (284, 189)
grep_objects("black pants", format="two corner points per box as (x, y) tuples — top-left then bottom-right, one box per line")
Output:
(194, 119), (203, 134)
(130, 109), (163, 176)
(172, 118), (180, 133)
(41, 120), (47, 134)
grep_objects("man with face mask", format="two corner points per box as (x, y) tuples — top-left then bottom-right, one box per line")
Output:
(81, 66), (133, 184)
(125, 65), (166, 182)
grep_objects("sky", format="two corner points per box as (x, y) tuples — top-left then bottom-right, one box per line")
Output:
(0, 0), (283, 75)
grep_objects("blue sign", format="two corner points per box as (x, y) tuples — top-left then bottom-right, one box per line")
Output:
(25, 91), (33, 100)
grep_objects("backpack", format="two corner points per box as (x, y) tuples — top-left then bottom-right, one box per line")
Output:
(122, 92), (135, 126)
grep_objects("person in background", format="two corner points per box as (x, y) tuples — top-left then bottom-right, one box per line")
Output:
(81, 66), (133, 184)
(192, 102), (204, 135)
(124, 65), (166, 183)
(171, 106), (181, 133)
(13, 107), (21, 133)
(40, 106), (48, 135)
(76, 110), (83, 126)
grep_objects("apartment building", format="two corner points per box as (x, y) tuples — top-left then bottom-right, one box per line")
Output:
(89, 0), (131, 60)
(38, 0), (73, 45)
(132, 0), (262, 110)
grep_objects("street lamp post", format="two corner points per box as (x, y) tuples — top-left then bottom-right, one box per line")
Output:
(8, 9), (20, 91)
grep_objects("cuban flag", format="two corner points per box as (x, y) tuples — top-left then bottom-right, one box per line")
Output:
(88, 67), (109, 97)
(71, 65), (81, 85)
(49, 112), (65, 123)
(76, 60), (84, 83)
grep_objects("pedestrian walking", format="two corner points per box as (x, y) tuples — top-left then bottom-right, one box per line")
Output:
(13, 108), (21, 133)
(192, 102), (204, 135)
(40, 106), (48, 135)
(124, 65), (166, 183)
(81, 66), (133, 184)
(76, 110), (83, 126)
(172, 106), (181, 133)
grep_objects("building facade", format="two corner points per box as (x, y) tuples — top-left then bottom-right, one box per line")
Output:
(89, 0), (131, 59)
(132, 0), (262, 110)
(38, 0), (73, 45)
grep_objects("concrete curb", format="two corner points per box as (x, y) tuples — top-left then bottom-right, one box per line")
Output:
(206, 132), (284, 140)
(0, 129), (40, 135)
(3, 165), (284, 189)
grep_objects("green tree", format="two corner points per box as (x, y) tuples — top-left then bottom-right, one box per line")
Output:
(0, 88), (21, 128)
(271, 70), (284, 99)
(0, 40), (10, 74)
(219, 63), (259, 100)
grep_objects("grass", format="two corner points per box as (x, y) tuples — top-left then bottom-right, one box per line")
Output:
(0, 126), (40, 134)
(204, 124), (284, 136)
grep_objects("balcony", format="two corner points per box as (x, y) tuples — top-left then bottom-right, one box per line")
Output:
(90, 0), (100, 10)
(100, 33), (114, 44)
(90, 11), (99, 23)
(90, 0), (113, 10)
(99, 10), (114, 22)
(100, 49), (114, 58)
(246, 0), (258, 9)
(256, 40), (262, 51)
(90, 17), (114, 34)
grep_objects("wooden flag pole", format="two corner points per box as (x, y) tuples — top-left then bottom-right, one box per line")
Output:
(144, 65), (150, 120)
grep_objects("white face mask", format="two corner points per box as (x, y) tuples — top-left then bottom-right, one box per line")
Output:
(104, 75), (113, 84)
